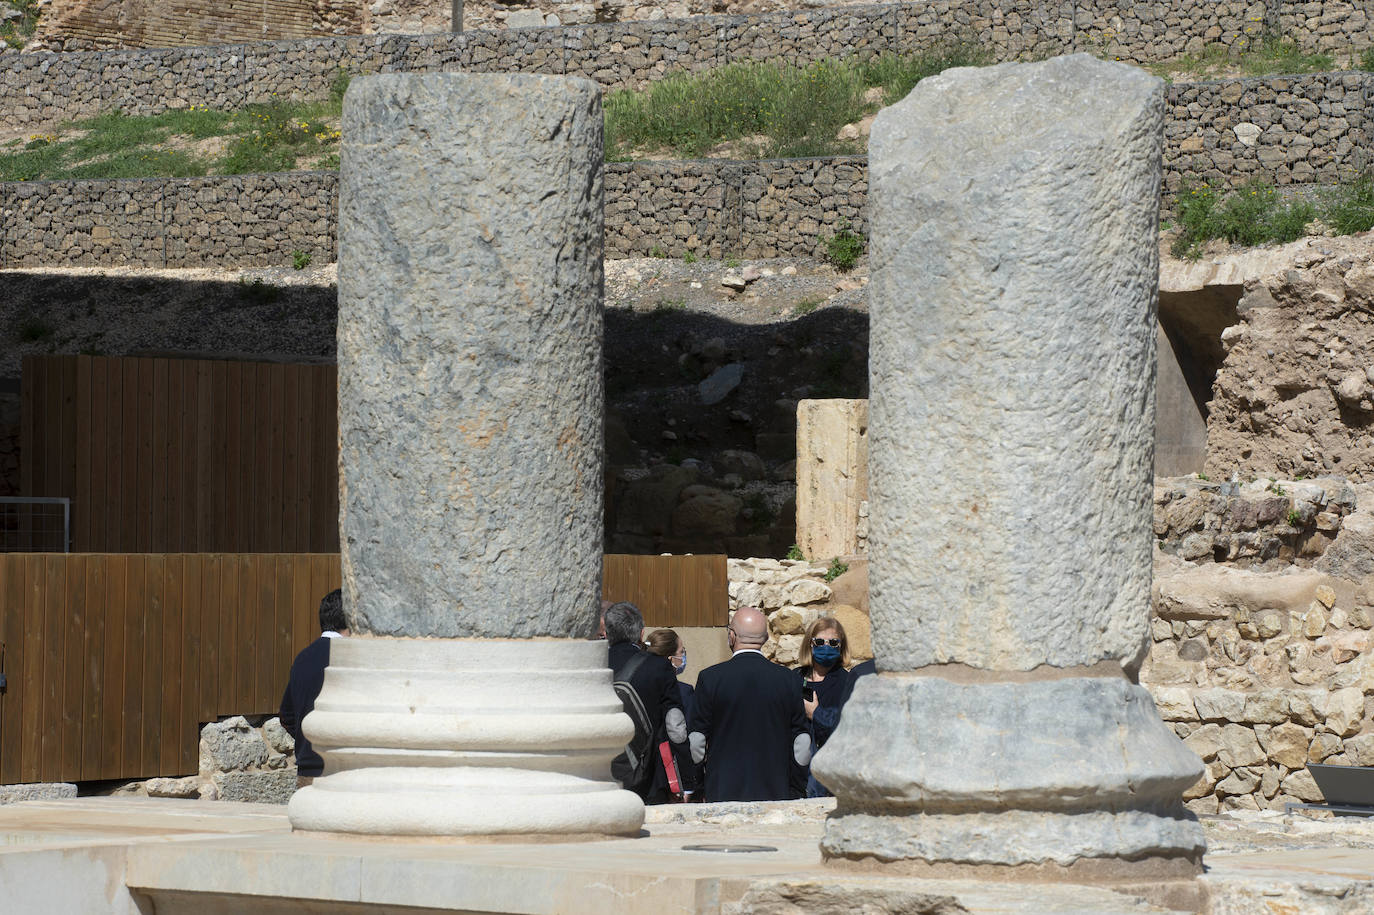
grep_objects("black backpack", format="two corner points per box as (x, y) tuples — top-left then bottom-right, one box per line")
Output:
(610, 651), (656, 793)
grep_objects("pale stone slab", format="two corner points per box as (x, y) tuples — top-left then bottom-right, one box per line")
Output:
(864, 54), (1165, 672)
(795, 398), (868, 561)
(0, 782), (76, 804)
(337, 72), (605, 638)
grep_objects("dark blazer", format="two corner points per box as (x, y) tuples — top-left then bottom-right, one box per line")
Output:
(279, 635), (332, 776)
(690, 650), (808, 802)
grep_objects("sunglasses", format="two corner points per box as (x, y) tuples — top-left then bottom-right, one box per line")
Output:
(811, 637), (842, 648)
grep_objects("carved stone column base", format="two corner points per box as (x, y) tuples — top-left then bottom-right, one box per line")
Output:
(287, 637), (643, 837)
(813, 673), (1206, 872)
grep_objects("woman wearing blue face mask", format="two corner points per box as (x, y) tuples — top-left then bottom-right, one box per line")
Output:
(644, 628), (700, 803)
(798, 615), (851, 798)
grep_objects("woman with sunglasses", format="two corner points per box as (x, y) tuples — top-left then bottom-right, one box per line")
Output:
(798, 615), (851, 798)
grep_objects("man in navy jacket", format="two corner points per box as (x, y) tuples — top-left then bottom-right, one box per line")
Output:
(689, 606), (810, 802)
(279, 589), (347, 786)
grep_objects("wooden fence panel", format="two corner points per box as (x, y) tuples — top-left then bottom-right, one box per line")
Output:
(601, 554), (729, 628)
(17, 356), (340, 554)
(0, 553), (719, 785)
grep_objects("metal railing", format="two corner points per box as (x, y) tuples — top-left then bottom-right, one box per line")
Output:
(0, 497), (71, 552)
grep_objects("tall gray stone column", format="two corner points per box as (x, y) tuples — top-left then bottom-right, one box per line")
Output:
(288, 73), (642, 837)
(812, 55), (1206, 888)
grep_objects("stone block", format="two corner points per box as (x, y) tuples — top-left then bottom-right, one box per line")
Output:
(795, 399), (868, 562)
(1217, 724), (1265, 767)
(783, 578), (831, 606)
(1321, 687), (1365, 737)
(1150, 686), (1199, 722)
(0, 783), (77, 805)
(199, 716), (268, 775)
(1257, 722), (1311, 768)
(146, 777), (202, 799)
(213, 770), (298, 805)
(262, 717), (295, 756)
(1280, 767), (1323, 802)
(1194, 688), (1247, 722)
(1182, 723), (1223, 761)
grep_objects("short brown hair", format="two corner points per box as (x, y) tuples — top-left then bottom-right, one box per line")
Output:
(799, 615), (850, 671)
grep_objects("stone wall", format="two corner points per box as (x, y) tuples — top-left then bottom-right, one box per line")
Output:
(7, 1), (1374, 127)
(4, 69), (1369, 270)
(35, 0), (367, 51)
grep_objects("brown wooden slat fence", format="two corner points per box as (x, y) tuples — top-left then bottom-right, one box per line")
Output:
(20, 355), (339, 554)
(0, 553), (340, 785)
(0, 552), (722, 785)
(602, 554), (728, 628)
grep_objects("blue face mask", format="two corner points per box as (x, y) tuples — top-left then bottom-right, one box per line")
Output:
(673, 654), (687, 675)
(812, 645), (841, 667)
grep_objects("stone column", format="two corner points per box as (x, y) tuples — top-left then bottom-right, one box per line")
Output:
(795, 398), (869, 561)
(288, 73), (642, 837)
(812, 55), (1206, 888)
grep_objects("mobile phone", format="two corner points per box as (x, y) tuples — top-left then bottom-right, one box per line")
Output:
(802, 685), (815, 701)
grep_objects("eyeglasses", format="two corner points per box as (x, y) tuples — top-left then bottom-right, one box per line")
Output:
(811, 637), (841, 648)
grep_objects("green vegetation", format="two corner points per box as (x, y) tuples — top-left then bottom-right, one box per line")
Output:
(0, 100), (342, 183)
(824, 224), (864, 271)
(824, 557), (849, 583)
(1361, 49), (1374, 71)
(682, 250), (697, 264)
(785, 544), (805, 561)
(292, 249), (313, 270)
(603, 45), (985, 161)
(1323, 172), (1374, 236)
(1, 0), (40, 49)
(1171, 176), (1374, 258)
(1148, 36), (1335, 81)
(1286, 508), (1304, 527)
(792, 296), (825, 316)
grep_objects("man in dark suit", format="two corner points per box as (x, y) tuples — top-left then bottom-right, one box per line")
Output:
(689, 606), (810, 802)
(279, 589), (348, 787)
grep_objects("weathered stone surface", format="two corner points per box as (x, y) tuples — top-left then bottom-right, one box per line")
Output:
(337, 73), (604, 638)
(213, 770), (298, 805)
(262, 717), (295, 756)
(199, 716), (268, 774)
(0, 783), (77, 805)
(829, 603), (872, 662)
(795, 399), (869, 562)
(146, 777), (203, 799)
(737, 881), (962, 915)
(1322, 687), (1365, 737)
(863, 55), (1164, 671)
(1217, 725), (1265, 768)
(1257, 722), (1311, 769)
(1194, 689), (1247, 722)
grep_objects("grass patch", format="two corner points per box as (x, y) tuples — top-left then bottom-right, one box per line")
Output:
(1169, 176), (1374, 258)
(604, 44), (985, 161)
(0, 100), (342, 182)
(1323, 172), (1374, 236)
(1361, 49), (1374, 71)
(825, 224), (864, 270)
(1148, 36), (1335, 81)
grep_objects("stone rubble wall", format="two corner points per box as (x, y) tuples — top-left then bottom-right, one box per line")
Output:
(6, 0), (1373, 128)
(727, 557), (873, 666)
(3, 70), (1369, 269)
(35, 0), (367, 51)
(1154, 475), (1356, 566)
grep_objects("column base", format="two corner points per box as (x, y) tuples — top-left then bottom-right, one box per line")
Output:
(812, 672), (1206, 873)
(287, 637), (644, 838)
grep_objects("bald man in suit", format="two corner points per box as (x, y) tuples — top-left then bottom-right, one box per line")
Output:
(688, 606), (810, 802)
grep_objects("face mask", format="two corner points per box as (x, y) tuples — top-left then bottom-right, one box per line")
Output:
(673, 655), (687, 675)
(812, 645), (841, 667)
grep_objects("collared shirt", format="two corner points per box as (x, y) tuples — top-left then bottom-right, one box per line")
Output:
(732, 648), (765, 657)
(322, 631), (342, 639)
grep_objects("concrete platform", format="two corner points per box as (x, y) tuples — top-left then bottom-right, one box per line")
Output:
(2, 797), (1373, 913)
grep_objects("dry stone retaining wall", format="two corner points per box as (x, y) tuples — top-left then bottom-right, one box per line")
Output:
(3, 70), (1369, 269)
(6, 1), (1374, 129)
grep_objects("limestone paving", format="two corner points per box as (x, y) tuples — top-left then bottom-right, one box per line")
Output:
(3, 798), (1374, 913)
